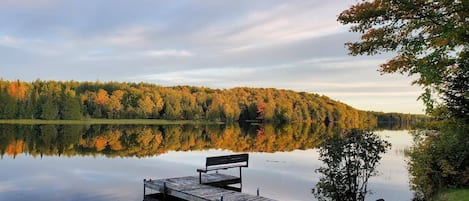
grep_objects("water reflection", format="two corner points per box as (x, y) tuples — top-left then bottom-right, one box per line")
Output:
(313, 129), (391, 201)
(1, 123), (335, 158)
(0, 123), (413, 200)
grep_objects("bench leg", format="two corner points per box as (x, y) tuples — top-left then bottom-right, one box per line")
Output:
(239, 167), (242, 182)
(199, 171), (202, 184)
(143, 179), (146, 201)
(239, 167), (243, 190)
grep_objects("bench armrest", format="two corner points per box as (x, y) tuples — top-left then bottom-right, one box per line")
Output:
(196, 168), (208, 173)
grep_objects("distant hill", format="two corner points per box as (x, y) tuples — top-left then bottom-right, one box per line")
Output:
(0, 79), (426, 126)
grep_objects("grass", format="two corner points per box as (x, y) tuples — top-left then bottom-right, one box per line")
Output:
(435, 188), (469, 201)
(0, 119), (220, 125)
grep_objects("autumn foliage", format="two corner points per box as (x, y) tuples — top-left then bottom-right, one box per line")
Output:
(0, 79), (424, 125)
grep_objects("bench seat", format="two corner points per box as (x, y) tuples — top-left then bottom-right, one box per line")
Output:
(197, 154), (249, 186)
(197, 163), (247, 173)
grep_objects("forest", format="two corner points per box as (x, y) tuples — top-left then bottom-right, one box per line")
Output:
(0, 79), (425, 126)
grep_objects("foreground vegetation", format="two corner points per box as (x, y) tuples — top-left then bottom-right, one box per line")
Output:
(435, 189), (469, 201)
(408, 120), (469, 199)
(313, 129), (390, 201)
(339, 0), (468, 200)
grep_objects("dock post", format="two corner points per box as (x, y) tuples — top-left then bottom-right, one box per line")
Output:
(239, 166), (243, 190)
(163, 182), (167, 199)
(143, 179), (146, 201)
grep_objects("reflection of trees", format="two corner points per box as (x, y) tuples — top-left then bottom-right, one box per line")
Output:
(313, 129), (391, 201)
(1, 123), (375, 158)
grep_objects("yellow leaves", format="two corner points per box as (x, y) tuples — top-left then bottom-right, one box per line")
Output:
(106, 90), (125, 114)
(137, 96), (155, 115)
(111, 90), (125, 100)
(136, 128), (154, 147)
(153, 94), (164, 111)
(80, 91), (92, 103)
(107, 130), (123, 151)
(431, 37), (449, 47)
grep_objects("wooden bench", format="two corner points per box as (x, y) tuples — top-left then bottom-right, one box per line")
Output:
(196, 154), (249, 187)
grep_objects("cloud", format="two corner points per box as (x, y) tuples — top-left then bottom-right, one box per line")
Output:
(0, 36), (20, 47)
(0, 0), (424, 113)
(100, 26), (153, 47)
(201, 1), (346, 52)
(131, 67), (255, 85)
(142, 50), (193, 58)
(0, 183), (16, 192)
(0, 0), (58, 8)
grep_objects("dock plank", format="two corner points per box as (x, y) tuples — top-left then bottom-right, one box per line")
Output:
(144, 173), (276, 201)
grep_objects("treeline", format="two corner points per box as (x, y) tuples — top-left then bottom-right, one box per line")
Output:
(0, 79), (424, 125)
(373, 112), (429, 130)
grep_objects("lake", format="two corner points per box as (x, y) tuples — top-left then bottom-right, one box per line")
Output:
(0, 123), (414, 201)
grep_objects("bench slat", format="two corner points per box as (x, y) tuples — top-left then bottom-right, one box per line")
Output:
(205, 153), (249, 166)
(197, 164), (247, 173)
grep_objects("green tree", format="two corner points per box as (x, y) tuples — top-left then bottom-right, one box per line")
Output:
(40, 95), (58, 120)
(338, 0), (468, 117)
(408, 120), (469, 199)
(339, 1), (469, 199)
(0, 92), (17, 119)
(60, 89), (82, 120)
(313, 129), (391, 201)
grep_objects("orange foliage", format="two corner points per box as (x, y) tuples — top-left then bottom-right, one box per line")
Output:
(257, 101), (266, 118)
(95, 89), (109, 105)
(5, 144), (15, 156)
(94, 136), (107, 151)
(5, 140), (24, 156)
(8, 82), (28, 101)
(109, 141), (123, 151)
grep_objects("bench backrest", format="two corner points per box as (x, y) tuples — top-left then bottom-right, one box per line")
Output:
(206, 153), (249, 167)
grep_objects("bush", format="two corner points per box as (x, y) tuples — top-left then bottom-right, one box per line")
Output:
(408, 119), (469, 199)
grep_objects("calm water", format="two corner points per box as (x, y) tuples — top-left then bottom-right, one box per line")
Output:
(0, 124), (413, 201)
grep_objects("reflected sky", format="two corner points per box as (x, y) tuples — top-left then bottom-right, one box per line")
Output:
(0, 130), (413, 201)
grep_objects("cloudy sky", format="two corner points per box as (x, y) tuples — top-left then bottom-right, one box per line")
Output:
(0, 0), (424, 114)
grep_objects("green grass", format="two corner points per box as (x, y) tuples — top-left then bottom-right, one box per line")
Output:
(0, 119), (220, 125)
(435, 188), (469, 201)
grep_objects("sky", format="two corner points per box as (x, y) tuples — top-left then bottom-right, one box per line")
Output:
(0, 0), (424, 114)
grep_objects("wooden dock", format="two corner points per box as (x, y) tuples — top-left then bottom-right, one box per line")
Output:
(143, 173), (276, 201)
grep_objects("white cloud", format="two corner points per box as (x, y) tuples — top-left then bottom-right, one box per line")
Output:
(0, 36), (20, 47)
(323, 91), (420, 97)
(131, 67), (255, 84)
(202, 2), (344, 52)
(0, 183), (16, 192)
(102, 26), (151, 47)
(0, 0), (58, 8)
(142, 50), (193, 58)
